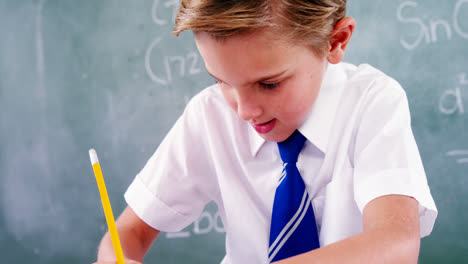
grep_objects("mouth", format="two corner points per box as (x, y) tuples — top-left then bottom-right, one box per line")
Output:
(251, 119), (276, 134)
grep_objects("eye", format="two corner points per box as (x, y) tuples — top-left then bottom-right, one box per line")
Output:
(259, 82), (280, 90)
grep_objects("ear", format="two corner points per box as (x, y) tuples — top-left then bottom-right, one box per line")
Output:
(327, 17), (356, 64)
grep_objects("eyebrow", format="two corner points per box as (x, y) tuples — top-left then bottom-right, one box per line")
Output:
(206, 68), (289, 85)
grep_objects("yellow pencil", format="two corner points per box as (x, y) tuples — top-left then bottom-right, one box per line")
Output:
(89, 149), (126, 264)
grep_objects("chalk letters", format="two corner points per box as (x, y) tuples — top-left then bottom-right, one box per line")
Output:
(397, 0), (468, 50)
(439, 73), (466, 115)
(166, 210), (225, 239)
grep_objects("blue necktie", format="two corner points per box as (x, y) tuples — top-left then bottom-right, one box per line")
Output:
(268, 130), (320, 263)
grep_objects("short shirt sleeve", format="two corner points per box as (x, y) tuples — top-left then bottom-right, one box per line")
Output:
(352, 77), (437, 237)
(124, 93), (217, 232)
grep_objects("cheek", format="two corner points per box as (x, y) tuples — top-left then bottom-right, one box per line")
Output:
(220, 86), (238, 111)
(279, 81), (320, 119)
(297, 73), (322, 105)
(271, 93), (306, 122)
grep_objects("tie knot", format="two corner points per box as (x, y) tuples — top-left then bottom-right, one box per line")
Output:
(277, 130), (306, 163)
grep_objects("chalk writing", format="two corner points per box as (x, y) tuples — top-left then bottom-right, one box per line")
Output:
(166, 231), (190, 239)
(460, 72), (468, 85)
(397, 0), (468, 50)
(152, 0), (180, 26)
(446, 150), (468, 164)
(145, 37), (203, 86)
(166, 210), (225, 239)
(439, 73), (466, 115)
(36, 0), (46, 98)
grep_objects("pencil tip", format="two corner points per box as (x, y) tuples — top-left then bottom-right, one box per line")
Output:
(89, 148), (99, 165)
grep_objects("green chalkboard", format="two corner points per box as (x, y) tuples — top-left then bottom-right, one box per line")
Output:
(0, 0), (466, 263)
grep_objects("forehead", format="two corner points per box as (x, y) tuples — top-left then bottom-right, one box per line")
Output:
(195, 28), (305, 64)
(195, 29), (305, 82)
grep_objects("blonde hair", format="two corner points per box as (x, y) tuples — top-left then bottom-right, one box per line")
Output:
(173, 0), (347, 57)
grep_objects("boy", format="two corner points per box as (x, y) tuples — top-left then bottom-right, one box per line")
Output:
(94, 0), (437, 263)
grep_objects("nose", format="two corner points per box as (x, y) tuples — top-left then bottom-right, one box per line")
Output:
(236, 91), (263, 121)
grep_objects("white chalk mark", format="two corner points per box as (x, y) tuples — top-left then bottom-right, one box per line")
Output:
(151, 0), (166, 25)
(397, 1), (431, 50)
(187, 51), (202, 75)
(151, 0), (180, 26)
(213, 211), (225, 233)
(36, 0), (46, 99)
(447, 150), (468, 156)
(459, 73), (468, 85)
(429, 19), (452, 43)
(145, 37), (169, 86)
(439, 86), (464, 114)
(397, 0), (468, 50)
(164, 0), (180, 23)
(166, 231), (191, 239)
(193, 211), (214, 235)
(35, 0), (51, 178)
(447, 150), (468, 164)
(454, 0), (468, 39)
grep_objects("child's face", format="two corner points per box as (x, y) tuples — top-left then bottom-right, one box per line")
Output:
(195, 29), (328, 142)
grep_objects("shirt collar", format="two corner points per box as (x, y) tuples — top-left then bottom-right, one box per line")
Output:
(248, 63), (347, 157)
(299, 63), (347, 153)
(248, 124), (267, 157)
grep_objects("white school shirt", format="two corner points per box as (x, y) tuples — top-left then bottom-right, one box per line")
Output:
(125, 62), (437, 264)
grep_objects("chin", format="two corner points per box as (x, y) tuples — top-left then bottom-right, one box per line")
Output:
(260, 132), (291, 143)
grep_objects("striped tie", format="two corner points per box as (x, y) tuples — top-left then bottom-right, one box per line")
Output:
(268, 130), (320, 263)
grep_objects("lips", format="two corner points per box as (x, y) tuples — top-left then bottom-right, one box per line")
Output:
(252, 119), (276, 134)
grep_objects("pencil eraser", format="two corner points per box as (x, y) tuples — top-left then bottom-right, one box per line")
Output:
(89, 148), (99, 165)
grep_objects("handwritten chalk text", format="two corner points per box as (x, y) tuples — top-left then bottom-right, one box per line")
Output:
(439, 73), (467, 115)
(446, 150), (468, 164)
(166, 210), (225, 239)
(397, 0), (468, 50)
(145, 37), (203, 86)
(151, 0), (179, 26)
